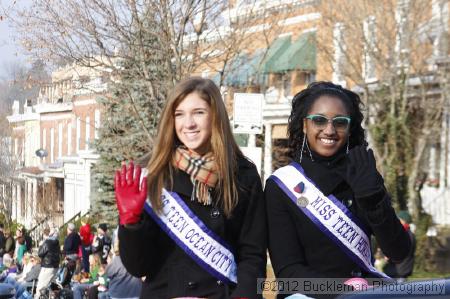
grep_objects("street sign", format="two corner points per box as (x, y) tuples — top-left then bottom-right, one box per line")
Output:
(233, 93), (263, 134)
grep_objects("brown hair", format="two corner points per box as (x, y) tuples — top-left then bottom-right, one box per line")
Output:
(147, 77), (242, 217)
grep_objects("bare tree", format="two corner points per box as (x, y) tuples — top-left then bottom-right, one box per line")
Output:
(316, 0), (449, 219)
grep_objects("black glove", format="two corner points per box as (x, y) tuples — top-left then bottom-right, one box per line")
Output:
(346, 146), (383, 199)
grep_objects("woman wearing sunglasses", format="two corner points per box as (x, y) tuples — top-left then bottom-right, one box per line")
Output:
(265, 81), (411, 298)
(115, 77), (266, 299)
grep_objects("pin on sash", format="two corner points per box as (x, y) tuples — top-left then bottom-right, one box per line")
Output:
(293, 181), (309, 207)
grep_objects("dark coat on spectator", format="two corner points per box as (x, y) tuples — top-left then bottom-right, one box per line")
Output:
(38, 237), (60, 268)
(63, 232), (81, 255)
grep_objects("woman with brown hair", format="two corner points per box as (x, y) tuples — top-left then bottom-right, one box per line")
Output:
(115, 77), (267, 299)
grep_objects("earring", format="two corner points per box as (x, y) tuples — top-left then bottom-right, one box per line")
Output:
(346, 136), (350, 154)
(305, 136), (314, 162)
(299, 134), (306, 163)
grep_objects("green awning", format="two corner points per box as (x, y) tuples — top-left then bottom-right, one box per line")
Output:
(269, 32), (316, 73)
(223, 53), (249, 86)
(213, 49), (267, 87)
(261, 35), (292, 73)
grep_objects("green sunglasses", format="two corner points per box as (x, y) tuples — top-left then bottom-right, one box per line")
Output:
(305, 114), (351, 131)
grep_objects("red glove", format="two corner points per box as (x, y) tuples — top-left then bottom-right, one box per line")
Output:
(114, 161), (147, 225)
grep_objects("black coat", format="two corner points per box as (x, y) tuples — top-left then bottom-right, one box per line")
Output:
(38, 238), (61, 268)
(119, 156), (267, 299)
(265, 153), (411, 298)
(63, 232), (81, 255)
(0, 231), (5, 256)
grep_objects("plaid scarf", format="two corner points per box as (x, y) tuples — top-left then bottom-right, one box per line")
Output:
(173, 147), (218, 205)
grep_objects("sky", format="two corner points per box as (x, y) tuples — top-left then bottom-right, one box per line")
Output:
(0, 0), (30, 79)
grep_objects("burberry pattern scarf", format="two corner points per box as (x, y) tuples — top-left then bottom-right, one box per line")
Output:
(174, 147), (218, 205)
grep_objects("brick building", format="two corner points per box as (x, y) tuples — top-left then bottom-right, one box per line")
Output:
(6, 63), (108, 228)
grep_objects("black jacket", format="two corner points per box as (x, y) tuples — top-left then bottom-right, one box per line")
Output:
(63, 232), (81, 255)
(38, 238), (61, 268)
(266, 153), (411, 298)
(119, 156), (267, 299)
(4, 236), (14, 256)
(91, 234), (111, 265)
(0, 231), (5, 256)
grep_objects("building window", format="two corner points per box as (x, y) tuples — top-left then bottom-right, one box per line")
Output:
(21, 139), (24, 162)
(395, 0), (410, 67)
(42, 129), (46, 150)
(50, 128), (54, 163)
(332, 22), (346, 86)
(432, 0), (449, 57)
(282, 73), (291, 98)
(76, 117), (81, 152)
(305, 72), (315, 85)
(363, 16), (377, 81)
(94, 109), (100, 139)
(58, 123), (63, 158)
(67, 123), (72, 155)
(85, 116), (90, 150)
(201, 70), (209, 78)
(14, 138), (18, 157)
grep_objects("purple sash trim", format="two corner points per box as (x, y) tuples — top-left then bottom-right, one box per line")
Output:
(144, 191), (236, 284)
(269, 166), (388, 279)
(290, 162), (370, 236)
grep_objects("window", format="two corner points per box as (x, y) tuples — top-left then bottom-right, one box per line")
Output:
(76, 117), (81, 152)
(58, 123), (63, 158)
(432, 0), (449, 57)
(50, 128), (54, 163)
(363, 16), (377, 81)
(395, 0), (410, 67)
(332, 23), (346, 86)
(85, 116), (90, 150)
(94, 109), (100, 139)
(67, 123), (72, 155)
(42, 129), (47, 150)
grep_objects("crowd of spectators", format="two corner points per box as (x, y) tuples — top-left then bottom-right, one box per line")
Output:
(0, 219), (142, 299)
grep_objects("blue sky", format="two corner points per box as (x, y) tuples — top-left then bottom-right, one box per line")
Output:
(0, 0), (30, 78)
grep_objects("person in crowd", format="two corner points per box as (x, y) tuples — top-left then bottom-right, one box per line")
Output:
(16, 253), (32, 281)
(0, 223), (5, 265)
(3, 229), (15, 257)
(265, 81), (411, 298)
(91, 238), (142, 299)
(4, 254), (41, 298)
(0, 253), (18, 281)
(22, 227), (33, 253)
(72, 253), (103, 299)
(63, 223), (82, 260)
(383, 210), (416, 281)
(14, 228), (27, 271)
(35, 227), (61, 298)
(115, 77), (267, 298)
(91, 224), (111, 265)
(80, 217), (94, 272)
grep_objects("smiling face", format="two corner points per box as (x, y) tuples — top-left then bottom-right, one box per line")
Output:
(174, 92), (213, 155)
(303, 95), (350, 157)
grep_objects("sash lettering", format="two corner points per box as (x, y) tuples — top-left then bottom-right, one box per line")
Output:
(269, 162), (389, 279)
(144, 189), (237, 284)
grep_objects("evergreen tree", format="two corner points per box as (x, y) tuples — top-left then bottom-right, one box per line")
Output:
(91, 18), (172, 223)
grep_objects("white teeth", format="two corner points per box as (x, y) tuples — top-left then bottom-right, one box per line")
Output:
(320, 138), (336, 144)
(185, 132), (198, 138)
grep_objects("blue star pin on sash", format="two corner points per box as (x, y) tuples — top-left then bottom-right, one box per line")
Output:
(293, 181), (309, 207)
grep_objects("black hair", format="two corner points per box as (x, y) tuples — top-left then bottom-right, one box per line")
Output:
(287, 81), (366, 160)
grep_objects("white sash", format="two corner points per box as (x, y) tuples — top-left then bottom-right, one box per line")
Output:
(270, 162), (389, 279)
(144, 189), (237, 284)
